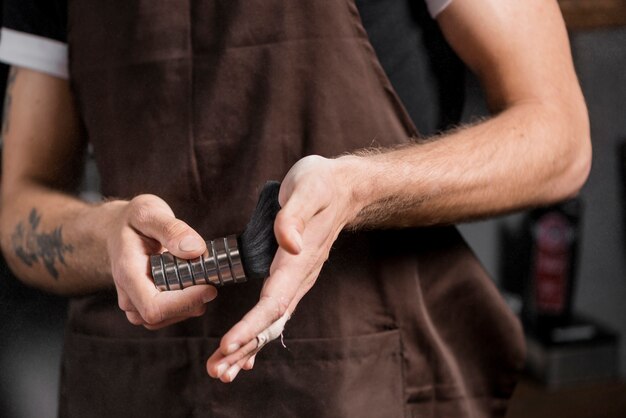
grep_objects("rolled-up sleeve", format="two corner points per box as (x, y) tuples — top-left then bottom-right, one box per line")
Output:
(0, 0), (68, 79)
(425, 0), (454, 18)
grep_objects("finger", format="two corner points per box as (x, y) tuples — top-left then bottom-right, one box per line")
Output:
(218, 267), (296, 356)
(125, 299), (208, 329)
(222, 353), (256, 383)
(143, 303), (208, 330)
(116, 287), (137, 313)
(207, 339), (258, 378)
(214, 311), (291, 381)
(127, 194), (206, 259)
(115, 231), (217, 325)
(208, 306), (288, 379)
(142, 284), (217, 326)
(221, 347), (260, 383)
(217, 241), (326, 355)
(126, 311), (145, 326)
(274, 179), (330, 254)
(254, 310), (291, 349)
(242, 354), (256, 371)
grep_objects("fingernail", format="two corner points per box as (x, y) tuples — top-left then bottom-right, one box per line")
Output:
(248, 356), (255, 368)
(226, 365), (241, 382)
(202, 287), (217, 303)
(291, 229), (302, 253)
(216, 363), (228, 378)
(226, 343), (240, 354)
(179, 235), (204, 252)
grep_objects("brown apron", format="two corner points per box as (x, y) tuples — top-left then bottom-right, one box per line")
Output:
(62, 1), (525, 417)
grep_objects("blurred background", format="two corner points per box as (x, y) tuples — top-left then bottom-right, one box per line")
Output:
(1, 1), (626, 417)
(459, 2), (626, 416)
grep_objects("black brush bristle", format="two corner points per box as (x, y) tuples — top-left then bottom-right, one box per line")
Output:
(238, 181), (281, 279)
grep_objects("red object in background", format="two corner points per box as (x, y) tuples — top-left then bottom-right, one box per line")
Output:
(532, 212), (574, 314)
(525, 198), (582, 330)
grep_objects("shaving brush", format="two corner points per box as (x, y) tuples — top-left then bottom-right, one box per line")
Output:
(150, 181), (281, 290)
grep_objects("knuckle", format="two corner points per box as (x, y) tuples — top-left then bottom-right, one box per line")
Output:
(171, 303), (189, 315)
(132, 204), (154, 226)
(129, 194), (152, 212)
(300, 154), (324, 168)
(162, 219), (188, 240)
(174, 303), (195, 316)
(118, 299), (133, 312)
(130, 194), (159, 208)
(191, 303), (207, 316)
(142, 304), (164, 325)
(128, 194), (163, 225)
(125, 312), (143, 326)
(192, 305), (207, 317)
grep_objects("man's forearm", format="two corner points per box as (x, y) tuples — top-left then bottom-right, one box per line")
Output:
(342, 100), (591, 229)
(0, 67), (215, 327)
(0, 182), (119, 295)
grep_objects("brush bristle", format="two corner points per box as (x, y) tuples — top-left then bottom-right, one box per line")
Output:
(238, 181), (281, 279)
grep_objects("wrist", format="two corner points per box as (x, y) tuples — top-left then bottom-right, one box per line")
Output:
(89, 199), (128, 282)
(332, 154), (382, 227)
(101, 199), (128, 229)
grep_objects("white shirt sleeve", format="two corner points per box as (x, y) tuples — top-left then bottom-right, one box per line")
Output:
(425, 0), (454, 18)
(0, 27), (69, 79)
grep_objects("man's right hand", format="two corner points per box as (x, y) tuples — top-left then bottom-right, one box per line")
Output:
(107, 194), (218, 329)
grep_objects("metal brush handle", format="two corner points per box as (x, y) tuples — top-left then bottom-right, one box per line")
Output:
(150, 234), (247, 291)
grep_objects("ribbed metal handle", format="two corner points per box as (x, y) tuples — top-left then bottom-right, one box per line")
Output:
(150, 234), (247, 291)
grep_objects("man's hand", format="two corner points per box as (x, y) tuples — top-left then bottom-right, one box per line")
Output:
(206, 155), (361, 382)
(107, 194), (218, 329)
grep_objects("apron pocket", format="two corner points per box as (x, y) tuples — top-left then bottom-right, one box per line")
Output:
(207, 329), (405, 418)
(59, 329), (404, 418)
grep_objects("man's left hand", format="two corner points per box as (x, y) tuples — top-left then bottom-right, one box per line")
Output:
(206, 155), (361, 382)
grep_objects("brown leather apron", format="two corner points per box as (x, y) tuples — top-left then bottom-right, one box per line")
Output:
(62, 1), (525, 417)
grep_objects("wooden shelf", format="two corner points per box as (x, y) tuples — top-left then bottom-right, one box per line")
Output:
(558, 0), (626, 29)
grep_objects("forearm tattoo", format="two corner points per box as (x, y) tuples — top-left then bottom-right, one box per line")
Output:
(11, 209), (74, 280)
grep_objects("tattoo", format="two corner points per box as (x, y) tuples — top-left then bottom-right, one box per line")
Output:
(11, 209), (74, 280)
(1, 67), (18, 142)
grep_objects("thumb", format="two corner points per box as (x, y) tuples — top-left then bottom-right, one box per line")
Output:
(127, 195), (206, 258)
(274, 181), (330, 255)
